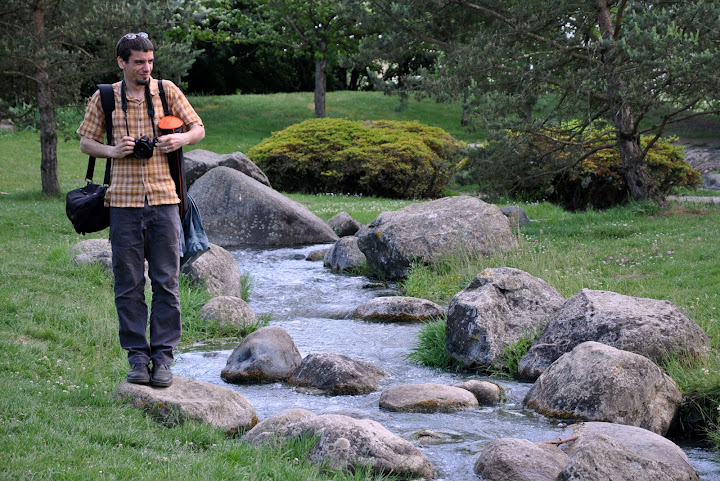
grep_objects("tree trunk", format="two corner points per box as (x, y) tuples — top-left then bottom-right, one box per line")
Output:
(596, 0), (665, 206)
(461, 89), (469, 126)
(314, 41), (327, 118)
(33, 1), (59, 196)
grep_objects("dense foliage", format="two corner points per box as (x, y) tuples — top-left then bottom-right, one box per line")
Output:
(248, 118), (466, 199)
(365, 0), (720, 206)
(457, 127), (702, 210)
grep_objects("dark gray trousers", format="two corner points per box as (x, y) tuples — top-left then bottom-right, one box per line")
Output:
(110, 202), (181, 367)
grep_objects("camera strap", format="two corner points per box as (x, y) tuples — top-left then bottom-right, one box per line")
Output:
(120, 79), (157, 140)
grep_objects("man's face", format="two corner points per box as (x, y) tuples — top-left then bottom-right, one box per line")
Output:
(118, 50), (154, 86)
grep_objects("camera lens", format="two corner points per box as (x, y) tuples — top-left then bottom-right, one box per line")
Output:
(133, 136), (155, 158)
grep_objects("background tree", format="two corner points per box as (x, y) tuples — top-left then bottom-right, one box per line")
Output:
(367, 0), (720, 206)
(192, 0), (368, 117)
(0, 0), (200, 196)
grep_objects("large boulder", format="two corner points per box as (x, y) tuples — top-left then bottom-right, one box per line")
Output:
(324, 236), (366, 273)
(184, 149), (270, 188)
(244, 410), (435, 479)
(474, 422), (700, 481)
(199, 296), (257, 331)
(446, 267), (565, 370)
(353, 296), (445, 323)
(557, 422), (700, 481)
(475, 438), (569, 481)
(190, 167), (339, 248)
(181, 243), (242, 298)
(221, 326), (302, 384)
(327, 212), (363, 237)
(524, 341), (682, 436)
(116, 376), (258, 435)
(356, 196), (518, 279)
(518, 288), (710, 380)
(289, 353), (386, 395)
(379, 383), (479, 413)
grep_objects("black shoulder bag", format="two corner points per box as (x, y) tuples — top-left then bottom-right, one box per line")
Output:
(66, 84), (114, 235)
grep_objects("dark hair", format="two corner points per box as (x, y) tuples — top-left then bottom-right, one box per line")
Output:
(116, 34), (154, 61)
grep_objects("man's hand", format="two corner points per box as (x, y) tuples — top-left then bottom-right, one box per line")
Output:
(112, 136), (137, 158)
(80, 135), (135, 159)
(155, 133), (185, 154)
(156, 123), (205, 153)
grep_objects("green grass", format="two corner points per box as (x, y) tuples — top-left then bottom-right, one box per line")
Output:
(188, 90), (477, 154)
(2, 91), (720, 478)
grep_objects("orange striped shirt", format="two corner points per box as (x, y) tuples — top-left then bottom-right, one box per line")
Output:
(77, 78), (203, 208)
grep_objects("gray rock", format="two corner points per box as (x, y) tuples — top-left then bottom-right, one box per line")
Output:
(379, 383), (479, 413)
(181, 243), (242, 298)
(70, 239), (148, 281)
(455, 380), (503, 405)
(184, 149), (270, 188)
(116, 376), (258, 435)
(324, 236), (366, 273)
(244, 410), (435, 479)
(199, 296), (256, 331)
(560, 434), (681, 480)
(327, 212), (363, 237)
(500, 205), (531, 227)
(446, 267), (564, 370)
(70, 239), (113, 273)
(475, 437), (569, 481)
(353, 296), (445, 323)
(0, 119), (17, 132)
(244, 408), (316, 443)
(190, 167), (338, 248)
(70, 238), (111, 255)
(524, 341), (682, 436)
(221, 326), (302, 384)
(518, 288), (710, 380)
(71, 250), (113, 273)
(306, 248), (330, 261)
(356, 195), (518, 279)
(475, 422), (700, 481)
(289, 353), (385, 395)
(558, 422), (700, 481)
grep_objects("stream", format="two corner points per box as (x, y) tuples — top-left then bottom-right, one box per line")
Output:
(174, 243), (720, 480)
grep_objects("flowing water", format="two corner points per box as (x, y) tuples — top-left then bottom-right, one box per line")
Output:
(174, 243), (720, 480)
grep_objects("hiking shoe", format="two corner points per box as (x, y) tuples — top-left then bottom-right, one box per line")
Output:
(127, 364), (150, 385)
(151, 364), (173, 387)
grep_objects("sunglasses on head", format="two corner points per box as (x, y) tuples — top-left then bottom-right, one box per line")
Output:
(123, 32), (149, 40)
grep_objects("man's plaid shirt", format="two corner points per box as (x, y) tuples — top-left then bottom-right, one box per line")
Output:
(77, 78), (203, 208)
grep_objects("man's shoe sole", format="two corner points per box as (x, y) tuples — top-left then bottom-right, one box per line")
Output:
(127, 376), (150, 385)
(151, 378), (172, 387)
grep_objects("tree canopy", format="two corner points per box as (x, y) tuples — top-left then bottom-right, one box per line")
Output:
(366, 0), (720, 205)
(0, 0), (200, 195)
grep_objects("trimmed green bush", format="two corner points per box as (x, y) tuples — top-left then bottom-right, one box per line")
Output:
(248, 118), (466, 199)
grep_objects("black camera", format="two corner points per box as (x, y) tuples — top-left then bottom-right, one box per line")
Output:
(133, 135), (158, 158)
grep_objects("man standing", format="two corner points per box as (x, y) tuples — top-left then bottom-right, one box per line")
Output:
(77, 33), (205, 387)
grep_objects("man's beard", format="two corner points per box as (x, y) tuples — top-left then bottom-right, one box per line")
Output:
(137, 78), (150, 86)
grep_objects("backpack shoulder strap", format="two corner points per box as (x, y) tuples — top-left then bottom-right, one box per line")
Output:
(96, 83), (115, 185)
(98, 84), (115, 144)
(158, 79), (171, 117)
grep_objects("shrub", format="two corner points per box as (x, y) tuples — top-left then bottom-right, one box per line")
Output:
(457, 126), (702, 210)
(247, 118), (466, 199)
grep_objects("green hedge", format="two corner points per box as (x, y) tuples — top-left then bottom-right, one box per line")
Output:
(248, 118), (466, 199)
